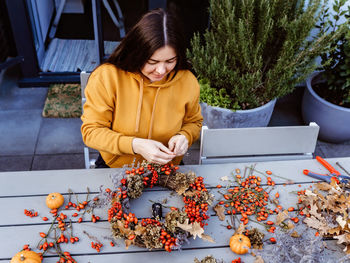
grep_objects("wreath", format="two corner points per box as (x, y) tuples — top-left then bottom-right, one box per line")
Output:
(107, 162), (214, 252)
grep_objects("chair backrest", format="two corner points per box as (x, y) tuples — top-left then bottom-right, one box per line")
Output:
(80, 71), (90, 107)
(80, 71), (93, 169)
(199, 122), (319, 164)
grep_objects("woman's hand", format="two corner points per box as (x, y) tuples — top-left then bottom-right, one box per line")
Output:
(168, 134), (188, 156)
(132, 138), (176, 165)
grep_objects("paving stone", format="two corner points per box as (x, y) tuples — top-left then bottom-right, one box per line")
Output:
(317, 140), (350, 158)
(31, 154), (86, 170)
(183, 148), (199, 165)
(314, 141), (326, 158)
(36, 118), (85, 154)
(0, 68), (47, 111)
(0, 110), (42, 155)
(0, 155), (33, 171)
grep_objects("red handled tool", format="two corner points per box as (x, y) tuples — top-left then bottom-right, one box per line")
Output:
(303, 156), (350, 184)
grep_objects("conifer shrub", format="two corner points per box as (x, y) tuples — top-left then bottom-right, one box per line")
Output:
(187, 0), (338, 110)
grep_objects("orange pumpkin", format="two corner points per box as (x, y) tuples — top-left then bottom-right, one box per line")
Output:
(229, 234), (251, 255)
(10, 250), (42, 263)
(46, 192), (64, 209)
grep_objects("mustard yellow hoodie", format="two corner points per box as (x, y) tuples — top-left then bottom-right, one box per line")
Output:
(81, 63), (203, 167)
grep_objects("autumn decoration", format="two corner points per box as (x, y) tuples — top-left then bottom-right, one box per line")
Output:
(45, 192), (64, 209)
(214, 167), (279, 227)
(10, 250), (42, 263)
(194, 255), (223, 263)
(298, 180), (350, 252)
(108, 162), (214, 251)
(229, 234), (251, 255)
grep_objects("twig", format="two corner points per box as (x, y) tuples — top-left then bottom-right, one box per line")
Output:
(250, 167), (291, 181)
(83, 230), (102, 243)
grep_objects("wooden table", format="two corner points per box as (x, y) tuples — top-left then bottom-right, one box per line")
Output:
(1, 157), (350, 262)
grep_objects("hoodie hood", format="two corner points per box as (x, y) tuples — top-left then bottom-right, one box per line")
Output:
(128, 70), (185, 139)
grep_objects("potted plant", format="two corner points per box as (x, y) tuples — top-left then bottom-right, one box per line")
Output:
(187, 0), (337, 128)
(302, 0), (350, 143)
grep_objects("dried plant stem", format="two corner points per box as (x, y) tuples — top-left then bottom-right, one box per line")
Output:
(250, 167), (291, 181)
(83, 230), (102, 243)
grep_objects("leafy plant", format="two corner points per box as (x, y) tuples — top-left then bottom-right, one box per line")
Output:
(317, 0), (350, 107)
(187, 0), (341, 110)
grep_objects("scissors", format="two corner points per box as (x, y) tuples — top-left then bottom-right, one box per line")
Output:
(303, 156), (350, 184)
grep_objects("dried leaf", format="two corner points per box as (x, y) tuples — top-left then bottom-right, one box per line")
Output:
(276, 210), (289, 225)
(117, 220), (133, 236)
(328, 227), (342, 235)
(214, 205), (226, 221)
(134, 225), (146, 236)
(175, 186), (188, 195)
(252, 244), (263, 250)
(287, 221), (295, 230)
(315, 182), (332, 191)
(346, 245), (350, 254)
(290, 231), (300, 238)
(313, 189), (326, 202)
(125, 239), (135, 249)
(184, 190), (197, 197)
(334, 233), (350, 245)
(201, 234), (215, 243)
(309, 203), (322, 220)
(220, 176), (229, 181)
(336, 216), (347, 229)
(254, 255), (264, 263)
(177, 220), (204, 239)
(235, 223), (246, 235)
(303, 216), (329, 235)
(304, 189), (317, 197)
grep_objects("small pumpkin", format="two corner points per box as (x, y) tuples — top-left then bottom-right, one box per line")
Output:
(46, 192), (64, 209)
(10, 250), (42, 263)
(229, 234), (251, 255)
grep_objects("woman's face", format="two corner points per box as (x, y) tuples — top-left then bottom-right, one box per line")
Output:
(141, 45), (177, 82)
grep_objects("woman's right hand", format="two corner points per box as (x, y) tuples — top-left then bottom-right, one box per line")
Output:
(132, 138), (176, 165)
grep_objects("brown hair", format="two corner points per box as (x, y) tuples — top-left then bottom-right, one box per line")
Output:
(106, 8), (189, 72)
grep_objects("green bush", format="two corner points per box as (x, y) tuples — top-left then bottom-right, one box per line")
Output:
(187, 0), (341, 110)
(318, 0), (350, 107)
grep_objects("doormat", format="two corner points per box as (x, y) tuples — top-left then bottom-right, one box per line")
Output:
(42, 83), (82, 118)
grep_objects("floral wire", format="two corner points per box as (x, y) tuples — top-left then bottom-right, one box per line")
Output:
(336, 161), (350, 176)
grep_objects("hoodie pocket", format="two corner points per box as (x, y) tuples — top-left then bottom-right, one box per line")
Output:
(106, 155), (120, 166)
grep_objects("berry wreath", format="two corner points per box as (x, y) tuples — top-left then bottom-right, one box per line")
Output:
(107, 162), (214, 252)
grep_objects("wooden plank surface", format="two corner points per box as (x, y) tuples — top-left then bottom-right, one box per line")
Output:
(2, 157), (348, 196)
(1, 158), (349, 262)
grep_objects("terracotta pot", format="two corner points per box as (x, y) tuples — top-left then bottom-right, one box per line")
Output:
(200, 99), (276, 128)
(302, 71), (350, 143)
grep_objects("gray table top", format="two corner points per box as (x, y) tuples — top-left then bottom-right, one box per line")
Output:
(1, 157), (350, 262)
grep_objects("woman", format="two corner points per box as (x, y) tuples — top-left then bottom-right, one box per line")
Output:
(81, 8), (202, 168)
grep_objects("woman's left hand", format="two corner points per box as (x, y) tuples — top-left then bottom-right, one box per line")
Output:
(168, 134), (188, 156)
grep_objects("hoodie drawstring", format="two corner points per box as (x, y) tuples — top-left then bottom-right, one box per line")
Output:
(135, 78), (143, 133)
(148, 87), (161, 139)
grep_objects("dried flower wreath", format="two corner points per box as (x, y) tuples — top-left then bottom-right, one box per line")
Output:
(107, 162), (214, 252)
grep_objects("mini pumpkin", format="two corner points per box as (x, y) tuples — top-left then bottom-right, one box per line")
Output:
(229, 234), (251, 255)
(46, 192), (64, 209)
(10, 250), (42, 263)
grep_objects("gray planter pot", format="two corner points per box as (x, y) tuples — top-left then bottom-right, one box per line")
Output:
(302, 71), (350, 143)
(200, 99), (276, 128)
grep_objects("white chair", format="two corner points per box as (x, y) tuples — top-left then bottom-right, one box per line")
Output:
(199, 123), (319, 164)
(80, 71), (96, 169)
